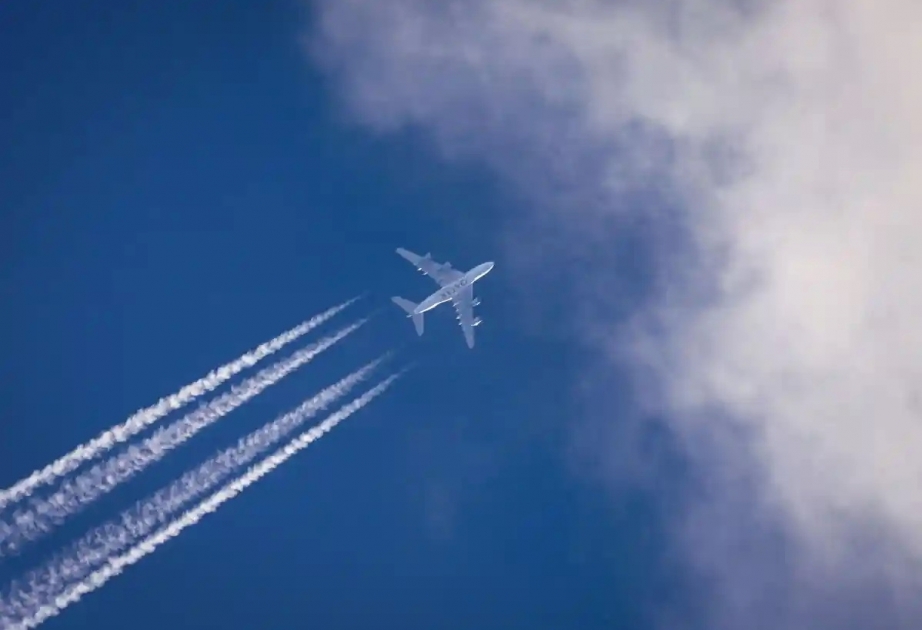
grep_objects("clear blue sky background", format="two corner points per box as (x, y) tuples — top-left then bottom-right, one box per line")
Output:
(0, 2), (677, 628)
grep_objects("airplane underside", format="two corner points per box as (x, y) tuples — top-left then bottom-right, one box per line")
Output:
(391, 248), (493, 348)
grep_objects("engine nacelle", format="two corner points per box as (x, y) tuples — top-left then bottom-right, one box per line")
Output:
(473, 317), (483, 327)
(472, 298), (481, 307)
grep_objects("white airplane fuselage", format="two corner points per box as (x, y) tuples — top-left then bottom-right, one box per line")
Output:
(414, 262), (494, 314)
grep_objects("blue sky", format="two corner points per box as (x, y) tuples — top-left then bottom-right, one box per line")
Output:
(0, 2), (678, 629)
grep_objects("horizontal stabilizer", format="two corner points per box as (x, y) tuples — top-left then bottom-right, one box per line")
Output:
(391, 296), (424, 336)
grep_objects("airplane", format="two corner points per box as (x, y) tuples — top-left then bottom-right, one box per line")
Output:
(391, 247), (494, 348)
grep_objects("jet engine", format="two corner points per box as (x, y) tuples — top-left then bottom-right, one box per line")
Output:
(473, 317), (483, 327)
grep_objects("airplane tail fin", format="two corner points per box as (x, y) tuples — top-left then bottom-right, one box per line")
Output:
(391, 297), (424, 336)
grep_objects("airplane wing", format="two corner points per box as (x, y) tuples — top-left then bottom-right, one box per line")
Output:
(396, 247), (463, 287)
(452, 283), (476, 348)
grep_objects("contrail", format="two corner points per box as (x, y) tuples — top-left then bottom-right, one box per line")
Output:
(0, 297), (359, 513)
(1, 372), (403, 630)
(0, 357), (390, 624)
(0, 319), (367, 555)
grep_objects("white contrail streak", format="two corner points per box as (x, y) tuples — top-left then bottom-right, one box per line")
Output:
(0, 297), (359, 513)
(0, 319), (367, 555)
(1, 372), (403, 630)
(0, 357), (390, 624)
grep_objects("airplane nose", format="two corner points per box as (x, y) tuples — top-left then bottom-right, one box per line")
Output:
(485, 262), (495, 272)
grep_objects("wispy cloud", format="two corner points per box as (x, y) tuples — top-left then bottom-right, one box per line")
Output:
(310, 0), (922, 626)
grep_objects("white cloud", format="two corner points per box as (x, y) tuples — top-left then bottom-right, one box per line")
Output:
(311, 0), (922, 625)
